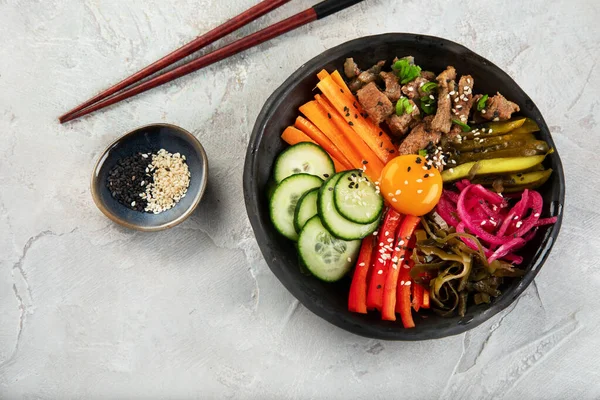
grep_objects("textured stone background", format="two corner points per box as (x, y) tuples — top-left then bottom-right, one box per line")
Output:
(1, 0), (599, 398)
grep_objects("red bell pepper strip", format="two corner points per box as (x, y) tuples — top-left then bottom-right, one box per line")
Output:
(366, 208), (403, 311)
(412, 283), (424, 312)
(381, 214), (420, 321)
(348, 236), (376, 314)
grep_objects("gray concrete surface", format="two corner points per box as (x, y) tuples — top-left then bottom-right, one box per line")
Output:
(1, 0), (599, 398)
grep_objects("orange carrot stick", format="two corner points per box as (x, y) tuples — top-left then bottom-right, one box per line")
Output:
(294, 116), (353, 170)
(422, 289), (430, 309)
(314, 95), (384, 180)
(317, 69), (330, 80)
(281, 126), (347, 172)
(317, 75), (395, 164)
(299, 101), (363, 167)
(331, 70), (353, 100)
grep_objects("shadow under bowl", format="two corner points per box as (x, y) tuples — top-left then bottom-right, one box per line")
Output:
(243, 33), (565, 340)
(92, 123), (208, 231)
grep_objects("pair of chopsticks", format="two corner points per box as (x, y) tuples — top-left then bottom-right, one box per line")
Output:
(59, 0), (365, 123)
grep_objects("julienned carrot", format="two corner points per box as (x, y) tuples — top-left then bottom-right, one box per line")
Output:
(317, 69), (330, 80)
(348, 236), (375, 314)
(381, 215), (420, 321)
(330, 70), (353, 99)
(395, 235), (419, 328)
(317, 75), (395, 164)
(280, 126), (347, 172)
(299, 100), (365, 169)
(422, 289), (430, 309)
(294, 116), (353, 170)
(366, 208), (402, 311)
(421, 288), (429, 308)
(314, 95), (384, 180)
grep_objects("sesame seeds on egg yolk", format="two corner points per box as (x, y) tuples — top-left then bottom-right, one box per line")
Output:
(379, 155), (443, 216)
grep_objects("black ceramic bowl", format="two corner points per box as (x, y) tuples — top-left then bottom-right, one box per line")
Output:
(244, 34), (565, 340)
(92, 123), (208, 231)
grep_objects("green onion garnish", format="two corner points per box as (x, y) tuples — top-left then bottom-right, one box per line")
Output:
(452, 119), (471, 132)
(420, 95), (436, 115)
(418, 149), (428, 158)
(421, 82), (438, 93)
(477, 94), (489, 111)
(392, 58), (422, 85)
(396, 97), (413, 115)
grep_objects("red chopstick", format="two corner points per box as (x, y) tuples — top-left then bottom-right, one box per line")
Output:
(59, 0), (291, 123)
(59, 0), (365, 123)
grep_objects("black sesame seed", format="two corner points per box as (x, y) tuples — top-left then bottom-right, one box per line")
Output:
(327, 113), (331, 119)
(340, 88), (344, 93)
(362, 160), (368, 165)
(415, 157), (422, 164)
(424, 173), (429, 178)
(377, 284), (382, 289)
(407, 167), (411, 172)
(353, 102), (357, 108)
(323, 173), (330, 178)
(328, 187), (334, 191)
(349, 121), (354, 126)
(379, 142), (383, 148)
(379, 131), (383, 137)
(354, 114), (358, 119)
(389, 149), (395, 154)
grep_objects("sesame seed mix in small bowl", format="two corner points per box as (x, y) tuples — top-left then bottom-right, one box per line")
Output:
(92, 123), (208, 231)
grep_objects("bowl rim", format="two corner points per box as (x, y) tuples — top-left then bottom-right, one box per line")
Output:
(244, 33), (565, 340)
(91, 122), (209, 232)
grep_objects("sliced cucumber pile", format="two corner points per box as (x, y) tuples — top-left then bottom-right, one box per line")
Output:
(273, 142), (335, 183)
(269, 174), (323, 240)
(298, 216), (361, 282)
(294, 188), (319, 233)
(334, 170), (383, 224)
(268, 142), (384, 282)
(318, 173), (380, 240)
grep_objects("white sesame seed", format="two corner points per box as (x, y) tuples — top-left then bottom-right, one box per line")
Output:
(449, 90), (456, 95)
(405, 281), (411, 286)
(404, 180), (408, 185)
(467, 78), (471, 84)
(408, 87), (414, 91)
(481, 109), (486, 114)
(388, 192), (394, 196)
(387, 238), (394, 243)
(429, 94), (435, 100)
(359, 262), (365, 267)
(416, 179), (423, 183)
(380, 242), (384, 246)
(377, 270), (383, 275)
(131, 201), (136, 206)
(422, 166), (428, 170)
(456, 105), (463, 109)
(399, 240), (405, 246)
(454, 97), (459, 103)
(419, 82), (425, 87)
(534, 213), (540, 217)
(513, 216), (519, 220)
(385, 231), (389, 236)
(392, 198), (397, 202)
(400, 281), (405, 286)
(481, 220), (487, 226)
(347, 257), (352, 262)
(395, 189), (401, 195)
(516, 221), (523, 228)
(373, 231), (378, 236)
(493, 117), (500, 122)
(417, 189), (423, 194)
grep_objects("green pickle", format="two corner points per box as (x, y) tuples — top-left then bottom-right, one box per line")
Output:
(461, 117), (526, 139)
(441, 154), (548, 182)
(471, 169), (553, 191)
(455, 140), (549, 164)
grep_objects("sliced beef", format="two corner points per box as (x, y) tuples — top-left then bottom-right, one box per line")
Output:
(480, 92), (520, 121)
(397, 115), (441, 156)
(386, 99), (420, 136)
(379, 71), (402, 102)
(431, 66), (456, 134)
(344, 58), (360, 79)
(356, 82), (394, 125)
(448, 75), (476, 139)
(420, 70), (436, 81)
(349, 61), (385, 92)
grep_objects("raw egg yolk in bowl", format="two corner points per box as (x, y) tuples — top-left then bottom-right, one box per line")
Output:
(379, 155), (443, 216)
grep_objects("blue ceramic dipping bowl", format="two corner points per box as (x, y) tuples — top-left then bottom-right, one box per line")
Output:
(91, 123), (208, 231)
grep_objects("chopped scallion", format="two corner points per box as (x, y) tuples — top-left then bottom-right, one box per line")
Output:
(452, 119), (471, 132)
(477, 94), (489, 111)
(396, 97), (413, 115)
(421, 82), (438, 93)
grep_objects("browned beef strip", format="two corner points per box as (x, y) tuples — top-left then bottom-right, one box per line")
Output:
(386, 100), (420, 136)
(349, 61), (385, 92)
(420, 71), (436, 81)
(397, 115), (441, 156)
(344, 58), (360, 79)
(431, 66), (456, 134)
(447, 75), (476, 140)
(480, 92), (520, 121)
(379, 71), (402, 102)
(356, 82), (394, 125)
(402, 76), (432, 100)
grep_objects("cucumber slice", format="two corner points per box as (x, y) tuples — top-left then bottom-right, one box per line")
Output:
(318, 173), (380, 240)
(333, 170), (383, 224)
(270, 174), (323, 241)
(273, 142), (335, 183)
(298, 216), (361, 282)
(294, 188), (319, 233)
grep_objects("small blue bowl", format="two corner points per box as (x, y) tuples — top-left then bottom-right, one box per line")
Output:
(91, 123), (208, 231)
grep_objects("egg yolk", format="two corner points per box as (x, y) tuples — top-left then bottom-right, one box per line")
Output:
(379, 155), (443, 216)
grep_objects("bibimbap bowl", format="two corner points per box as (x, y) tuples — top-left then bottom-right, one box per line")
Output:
(243, 33), (564, 340)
